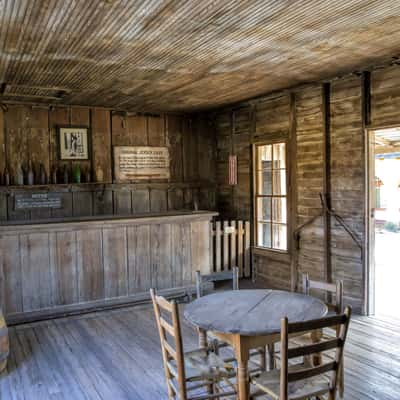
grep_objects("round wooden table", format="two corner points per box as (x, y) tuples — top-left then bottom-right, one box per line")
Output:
(184, 289), (327, 400)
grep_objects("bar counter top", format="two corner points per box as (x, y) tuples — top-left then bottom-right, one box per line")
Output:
(0, 210), (218, 233)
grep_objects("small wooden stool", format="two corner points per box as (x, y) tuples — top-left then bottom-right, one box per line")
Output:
(0, 310), (9, 373)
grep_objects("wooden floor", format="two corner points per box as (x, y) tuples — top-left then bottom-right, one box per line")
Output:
(1, 302), (400, 399)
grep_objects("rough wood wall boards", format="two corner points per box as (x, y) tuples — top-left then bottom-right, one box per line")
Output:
(0, 106), (217, 221)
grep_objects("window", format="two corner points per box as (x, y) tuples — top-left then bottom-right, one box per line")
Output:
(254, 142), (287, 251)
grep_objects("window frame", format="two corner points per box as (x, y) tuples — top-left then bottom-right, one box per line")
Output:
(252, 139), (289, 254)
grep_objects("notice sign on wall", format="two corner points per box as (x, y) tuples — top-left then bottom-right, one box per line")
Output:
(15, 193), (62, 210)
(114, 146), (170, 181)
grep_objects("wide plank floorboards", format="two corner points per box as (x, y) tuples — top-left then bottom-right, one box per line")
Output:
(1, 304), (399, 399)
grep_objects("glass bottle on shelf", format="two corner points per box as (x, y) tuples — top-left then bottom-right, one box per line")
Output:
(3, 167), (10, 186)
(63, 165), (69, 184)
(96, 166), (103, 183)
(39, 163), (46, 185)
(52, 166), (58, 184)
(73, 164), (81, 184)
(85, 167), (91, 183)
(16, 164), (24, 185)
(27, 160), (34, 185)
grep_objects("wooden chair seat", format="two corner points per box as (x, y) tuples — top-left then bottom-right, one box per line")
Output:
(251, 365), (330, 400)
(167, 348), (235, 382)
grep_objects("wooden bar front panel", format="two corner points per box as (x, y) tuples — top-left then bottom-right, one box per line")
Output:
(0, 212), (216, 323)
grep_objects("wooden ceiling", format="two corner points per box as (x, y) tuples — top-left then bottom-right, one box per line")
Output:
(1, 0), (400, 112)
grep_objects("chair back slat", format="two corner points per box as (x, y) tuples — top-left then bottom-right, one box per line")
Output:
(288, 313), (347, 334)
(150, 288), (187, 399)
(302, 273), (344, 314)
(287, 338), (342, 359)
(280, 306), (352, 399)
(163, 339), (178, 360)
(288, 361), (337, 382)
(160, 316), (176, 338)
(196, 266), (239, 298)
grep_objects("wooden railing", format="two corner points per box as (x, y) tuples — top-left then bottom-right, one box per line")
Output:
(211, 220), (251, 278)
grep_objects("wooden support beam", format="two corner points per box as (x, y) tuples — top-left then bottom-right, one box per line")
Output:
(322, 83), (332, 284)
(362, 71), (371, 127)
(230, 109), (236, 218)
(289, 92), (297, 291)
(361, 71), (371, 316)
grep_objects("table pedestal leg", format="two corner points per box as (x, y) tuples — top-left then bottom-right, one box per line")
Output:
(234, 335), (250, 400)
(198, 328), (207, 349)
(198, 328), (213, 394)
(267, 344), (275, 371)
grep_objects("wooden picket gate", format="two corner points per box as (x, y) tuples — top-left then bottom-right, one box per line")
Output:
(211, 220), (251, 278)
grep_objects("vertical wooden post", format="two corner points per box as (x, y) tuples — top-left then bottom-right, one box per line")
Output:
(362, 71), (371, 316)
(250, 105), (256, 282)
(230, 220), (237, 268)
(223, 220), (229, 271)
(322, 83), (332, 285)
(280, 317), (289, 400)
(244, 221), (250, 277)
(215, 221), (222, 272)
(237, 220), (244, 277)
(230, 110), (236, 217)
(289, 92), (298, 291)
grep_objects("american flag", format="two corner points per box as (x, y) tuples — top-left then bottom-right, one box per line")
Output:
(229, 155), (237, 185)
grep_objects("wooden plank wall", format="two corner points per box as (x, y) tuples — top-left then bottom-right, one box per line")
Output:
(0, 215), (213, 323)
(0, 106), (216, 221)
(211, 62), (400, 312)
(215, 107), (252, 220)
(295, 86), (325, 283)
(330, 77), (364, 311)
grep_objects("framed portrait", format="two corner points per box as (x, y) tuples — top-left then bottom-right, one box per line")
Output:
(58, 126), (90, 160)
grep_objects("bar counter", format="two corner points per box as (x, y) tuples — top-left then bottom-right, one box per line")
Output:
(0, 211), (217, 324)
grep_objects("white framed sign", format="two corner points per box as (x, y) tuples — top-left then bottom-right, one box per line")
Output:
(58, 126), (89, 160)
(114, 146), (170, 181)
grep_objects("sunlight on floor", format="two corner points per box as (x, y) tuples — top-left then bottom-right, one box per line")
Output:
(375, 231), (400, 318)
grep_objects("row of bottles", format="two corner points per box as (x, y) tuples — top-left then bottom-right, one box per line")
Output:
(0, 161), (94, 186)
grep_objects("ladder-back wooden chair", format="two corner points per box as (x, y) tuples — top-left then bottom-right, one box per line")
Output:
(302, 273), (344, 316)
(295, 273), (345, 397)
(274, 274), (345, 396)
(295, 273), (344, 350)
(250, 306), (352, 400)
(150, 288), (236, 400)
(195, 267), (239, 299)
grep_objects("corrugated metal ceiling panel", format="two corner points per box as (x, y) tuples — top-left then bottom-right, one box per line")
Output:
(0, 0), (400, 111)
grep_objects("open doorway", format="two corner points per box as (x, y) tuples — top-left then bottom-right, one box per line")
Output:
(368, 127), (400, 317)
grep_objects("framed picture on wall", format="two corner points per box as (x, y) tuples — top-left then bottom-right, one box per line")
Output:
(58, 126), (90, 160)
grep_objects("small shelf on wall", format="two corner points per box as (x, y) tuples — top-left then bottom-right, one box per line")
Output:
(0, 182), (113, 193)
(0, 181), (217, 223)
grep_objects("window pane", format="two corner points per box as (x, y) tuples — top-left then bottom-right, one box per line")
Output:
(257, 197), (271, 221)
(273, 169), (286, 195)
(272, 198), (286, 223)
(258, 145), (272, 170)
(273, 143), (286, 169)
(258, 169), (272, 195)
(258, 222), (272, 248)
(273, 224), (287, 250)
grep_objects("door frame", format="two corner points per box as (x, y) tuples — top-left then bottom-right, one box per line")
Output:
(365, 123), (400, 315)
(365, 127), (376, 316)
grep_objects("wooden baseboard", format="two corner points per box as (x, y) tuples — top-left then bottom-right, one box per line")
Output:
(6, 286), (196, 326)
